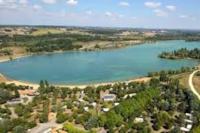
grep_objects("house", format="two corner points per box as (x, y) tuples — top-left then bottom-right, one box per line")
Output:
(78, 98), (85, 103)
(77, 90), (85, 99)
(114, 102), (119, 106)
(100, 90), (116, 102)
(18, 89), (36, 96)
(103, 94), (116, 102)
(84, 107), (89, 112)
(134, 117), (144, 123)
(123, 93), (137, 99)
(109, 87), (113, 91)
(185, 113), (193, 120)
(123, 95), (128, 99)
(91, 102), (97, 107)
(100, 90), (109, 99)
(129, 93), (137, 97)
(7, 98), (22, 105)
(102, 108), (110, 112)
(180, 113), (193, 132)
(180, 126), (192, 132)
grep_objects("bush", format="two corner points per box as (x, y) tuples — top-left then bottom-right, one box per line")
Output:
(63, 123), (88, 133)
(56, 113), (68, 123)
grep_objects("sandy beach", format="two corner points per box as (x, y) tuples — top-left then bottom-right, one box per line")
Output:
(0, 72), (151, 90)
(0, 54), (31, 63)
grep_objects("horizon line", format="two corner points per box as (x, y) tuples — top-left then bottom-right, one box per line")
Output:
(0, 24), (200, 31)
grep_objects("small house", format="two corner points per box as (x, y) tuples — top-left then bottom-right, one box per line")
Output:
(114, 102), (119, 106)
(180, 113), (193, 132)
(102, 108), (110, 112)
(18, 89), (36, 96)
(7, 98), (22, 105)
(84, 107), (89, 112)
(134, 117), (144, 123)
(100, 90), (116, 102)
(103, 94), (116, 102)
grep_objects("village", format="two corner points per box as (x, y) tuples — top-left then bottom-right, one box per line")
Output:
(0, 67), (200, 133)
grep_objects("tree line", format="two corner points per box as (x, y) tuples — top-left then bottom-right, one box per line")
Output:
(159, 48), (200, 60)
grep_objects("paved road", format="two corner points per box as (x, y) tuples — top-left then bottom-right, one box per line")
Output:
(189, 70), (200, 100)
(29, 119), (62, 133)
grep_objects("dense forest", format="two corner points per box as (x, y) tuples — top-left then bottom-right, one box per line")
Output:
(159, 48), (200, 60)
(0, 33), (100, 52)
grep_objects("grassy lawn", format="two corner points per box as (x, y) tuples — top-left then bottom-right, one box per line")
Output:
(171, 72), (190, 89)
(171, 72), (200, 95)
(193, 75), (200, 94)
(0, 46), (27, 61)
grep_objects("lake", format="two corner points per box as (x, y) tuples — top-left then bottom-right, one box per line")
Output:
(0, 40), (199, 85)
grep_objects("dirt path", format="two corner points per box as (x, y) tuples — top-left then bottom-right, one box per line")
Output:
(189, 70), (200, 100)
(28, 119), (62, 133)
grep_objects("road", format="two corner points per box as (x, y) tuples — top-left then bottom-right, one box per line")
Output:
(189, 70), (200, 100)
(28, 119), (62, 133)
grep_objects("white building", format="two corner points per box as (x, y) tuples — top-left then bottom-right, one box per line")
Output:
(103, 94), (116, 102)
(123, 93), (137, 99)
(114, 102), (119, 106)
(134, 117), (144, 123)
(102, 108), (110, 112)
(84, 107), (89, 112)
(6, 98), (22, 105)
(91, 102), (97, 107)
(180, 113), (193, 132)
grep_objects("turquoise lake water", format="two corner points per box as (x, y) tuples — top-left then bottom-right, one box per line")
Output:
(0, 40), (199, 85)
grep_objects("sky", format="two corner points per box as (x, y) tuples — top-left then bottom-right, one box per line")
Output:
(0, 0), (200, 29)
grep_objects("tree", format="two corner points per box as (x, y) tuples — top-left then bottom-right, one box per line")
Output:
(15, 104), (24, 117)
(39, 80), (45, 88)
(63, 123), (87, 133)
(39, 113), (48, 123)
(104, 111), (123, 129)
(13, 126), (26, 133)
(192, 126), (200, 133)
(150, 78), (160, 87)
(56, 112), (68, 123)
(159, 71), (168, 82)
(0, 119), (12, 133)
(170, 126), (181, 133)
(98, 115), (107, 127)
(0, 91), (9, 104)
(85, 116), (98, 130)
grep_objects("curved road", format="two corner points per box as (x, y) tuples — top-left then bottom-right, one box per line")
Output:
(189, 70), (200, 100)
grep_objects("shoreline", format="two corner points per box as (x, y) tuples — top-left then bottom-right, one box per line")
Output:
(0, 40), (199, 90)
(0, 40), (158, 90)
(0, 54), (31, 63)
(0, 62), (199, 90)
(0, 39), (157, 63)
(0, 73), (151, 90)
(0, 51), (66, 63)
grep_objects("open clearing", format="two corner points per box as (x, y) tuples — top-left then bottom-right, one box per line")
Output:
(31, 28), (65, 36)
(193, 75), (200, 94)
(171, 72), (190, 89)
